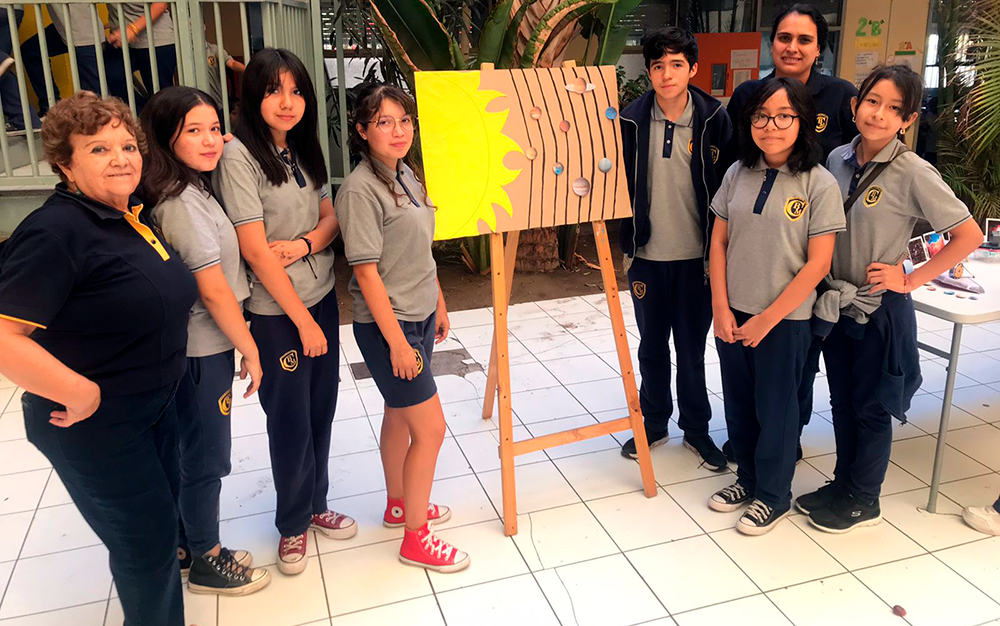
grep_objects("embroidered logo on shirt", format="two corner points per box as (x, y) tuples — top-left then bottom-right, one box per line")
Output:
(208, 55), (217, 67)
(863, 186), (883, 208)
(218, 389), (232, 416)
(784, 197), (808, 221)
(632, 281), (647, 299)
(280, 350), (299, 372)
(710, 145), (720, 163)
(816, 113), (829, 133)
(414, 349), (424, 375)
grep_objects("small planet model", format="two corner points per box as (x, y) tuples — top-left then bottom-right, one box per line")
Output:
(525, 147), (537, 160)
(572, 178), (591, 196)
(598, 158), (612, 173)
(605, 107), (618, 120)
(559, 120), (571, 133)
(529, 107), (542, 120)
(553, 162), (564, 175)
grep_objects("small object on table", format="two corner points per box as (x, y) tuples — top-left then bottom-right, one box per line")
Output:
(971, 295), (980, 300)
(944, 290), (956, 295)
(957, 293), (967, 299)
(892, 605), (906, 617)
(926, 286), (937, 291)
(950, 263), (965, 279)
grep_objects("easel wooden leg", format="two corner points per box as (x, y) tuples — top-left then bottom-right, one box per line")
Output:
(483, 230), (519, 419)
(592, 221), (657, 498)
(490, 232), (519, 535)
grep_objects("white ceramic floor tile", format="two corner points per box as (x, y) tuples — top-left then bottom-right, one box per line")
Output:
(480, 461), (580, 516)
(218, 557), (329, 626)
(0, 469), (48, 515)
(425, 520), (529, 592)
(905, 393), (986, 434)
(0, 410), (25, 442)
(649, 436), (730, 486)
(0, 511), (32, 562)
(36, 472), (72, 509)
(541, 354), (618, 386)
(0, 388), (16, 414)
(954, 352), (1000, 384)
(512, 502), (618, 571)
(503, 362), (561, 394)
(314, 490), (401, 554)
(510, 386), (588, 424)
(520, 334), (593, 361)
(767, 573), (901, 626)
(943, 424), (1000, 470)
(572, 328), (625, 354)
(229, 433), (272, 475)
(536, 554), (668, 626)
(918, 360), (980, 394)
(0, 374), (16, 390)
(322, 541), (432, 617)
(327, 450), (385, 500)
(916, 311), (955, 333)
(463, 339), (537, 368)
(20, 503), (100, 558)
(454, 427), (546, 474)
(628, 534), (759, 614)
(444, 399), (505, 436)
(433, 436), (474, 480)
(673, 594), (791, 626)
(879, 488), (987, 551)
(448, 308), (495, 329)
(328, 417), (378, 458)
(3, 601), (108, 626)
(855, 554), (1000, 626)
(553, 448), (649, 501)
(948, 384), (1000, 423)
(437, 574), (559, 626)
(712, 522), (845, 591)
(587, 488), (702, 551)
(536, 296), (600, 317)
(435, 373), (485, 404)
(358, 384), (387, 416)
(0, 546), (111, 618)
(890, 435), (992, 484)
(229, 401), (267, 438)
(0, 440), (50, 476)
(789, 515), (925, 570)
(551, 310), (614, 336)
(450, 324), (498, 349)
(218, 510), (313, 568)
(798, 414), (838, 459)
(918, 331), (975, 356)
(665, 474), (746, 533)
(526, 415), (620, 460)
(219, 468), (277, 521)
(939, 474), (1000, 509)
(421, 473), (498, 530)
(936, 537), (1000, 606)
(565, 378), (629, 414)
(508, 317), (574, 343)
(957, 326), (1000, 352)
(335, 389), (367, 420)
(330, 596), (443, 626)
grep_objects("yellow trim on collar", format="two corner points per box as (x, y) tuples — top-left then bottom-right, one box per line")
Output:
(0, 313), (47, 330)
(123, 204), (171, 261)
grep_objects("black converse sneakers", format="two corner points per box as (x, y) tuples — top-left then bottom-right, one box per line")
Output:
(188, 548), (271, 596)
(709, 482), (752, 512)
(808, 493), (881, 534)
(736, 499), (791, 536)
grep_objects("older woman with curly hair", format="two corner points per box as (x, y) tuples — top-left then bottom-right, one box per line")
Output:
(0, 91), (196, 626)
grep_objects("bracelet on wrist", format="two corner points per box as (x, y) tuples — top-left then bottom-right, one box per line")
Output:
(299, 236), (313, 256)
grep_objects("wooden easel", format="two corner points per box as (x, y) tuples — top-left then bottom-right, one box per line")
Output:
(482, 178), (657, 535)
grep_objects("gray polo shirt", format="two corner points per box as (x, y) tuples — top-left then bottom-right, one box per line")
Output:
(205, 42), (232, 107)
(827, 136), (972, 288)
(151, 183), (250, 357)
(711, 160), (846, 320)
(49, 6), (98, 47)
(107, 3), (174, 48)
(336, 157), (438, 324)
(637, 93), (702, 262)
(213, 138), (335, 316)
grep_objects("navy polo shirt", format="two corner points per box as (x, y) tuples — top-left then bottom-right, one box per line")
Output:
(0, 185), (197, 396)
(727, 70), (859, 162)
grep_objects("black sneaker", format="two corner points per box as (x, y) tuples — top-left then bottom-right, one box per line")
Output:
(178, 546), (192, 579)
(683, 435), (728, 472)
(736, 499), (791, 536)
(794, 481), (844, 515)
(188, 547), (271, 596)
(621, 427), (668, 459)
(808, 493), (881, 534)
(722, 439), (735, 463)
(709, 482), (752, 512)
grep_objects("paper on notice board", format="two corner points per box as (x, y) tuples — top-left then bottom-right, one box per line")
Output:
(730, 49), (757, 69)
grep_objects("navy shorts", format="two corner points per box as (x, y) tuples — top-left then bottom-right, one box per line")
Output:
(354, 313), (437, 409)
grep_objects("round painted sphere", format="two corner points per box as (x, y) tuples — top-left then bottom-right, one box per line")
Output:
(553, 162), (564, 175)
(598, 158), (612, 173)
(572, 177), (591, 196)
(605, 107), (618, 120)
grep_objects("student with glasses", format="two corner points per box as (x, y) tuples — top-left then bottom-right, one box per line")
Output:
(336, 83), (469, 573)
(213, 48), (356, 576)
(707, 78), (846, 536)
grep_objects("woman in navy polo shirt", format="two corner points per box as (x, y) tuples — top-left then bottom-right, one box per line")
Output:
(0, 91), (195, 625)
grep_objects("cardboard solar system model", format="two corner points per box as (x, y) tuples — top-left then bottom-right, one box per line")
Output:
(416, 62), (657, 537)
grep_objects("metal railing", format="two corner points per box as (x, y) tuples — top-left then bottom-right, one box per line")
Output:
(0, 0), (348, 189)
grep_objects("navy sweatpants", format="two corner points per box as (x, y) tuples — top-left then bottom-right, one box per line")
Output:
(628, 257), (713, 436)
(249, 288), (340, 537)
(716, 310), (812, 510)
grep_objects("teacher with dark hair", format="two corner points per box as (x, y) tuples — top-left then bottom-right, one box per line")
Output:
(0, 90), (196, 626)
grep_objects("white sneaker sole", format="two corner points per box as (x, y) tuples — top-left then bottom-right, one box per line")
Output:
(188, 571), (271, 596)
(277, 556), (308, 576)
(310, 520), (358, 540)
(808, 513), (882, 535)
(624, 436), (668, 459)
(384, 508), (452, 529)
(709, 496), (750, 513)
(399, 553), (470, 573)
(682, 439), (728, 472)
(962, 510), (1000, 536)
(736, 508), (791, 536)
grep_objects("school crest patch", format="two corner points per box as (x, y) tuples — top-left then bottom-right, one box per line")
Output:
(208, 55), (217, 67)
(863, 185), (883, 208)
(710, 145), (720, 163)
(687, 139), (694, 154)
(218, 389), (232, 416)
(632, 281), (647, 299)
(816, 113), (829, 133)
(280, 349), (298, 372)
(414, 349), (424, 375)
(784, 197), (808, 221)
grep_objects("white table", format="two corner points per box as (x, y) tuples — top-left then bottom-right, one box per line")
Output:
(910, 257), (1000, 512)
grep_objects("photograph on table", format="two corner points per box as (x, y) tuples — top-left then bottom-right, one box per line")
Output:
(907, 235), (929, 264)
(922, 230), (951, 257)
(414, 66), (633, 241)
(986, 218), (1000, 248)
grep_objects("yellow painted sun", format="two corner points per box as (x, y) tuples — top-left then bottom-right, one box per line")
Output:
(415, 71), (522, 240)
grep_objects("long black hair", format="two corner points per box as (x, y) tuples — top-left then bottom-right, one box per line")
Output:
(738, 77), (821, 174)
(770, 3), (829, 55)
(235, 48), (328, 189)
(347, 82), (428, 207)
(139, 85), (220, 204)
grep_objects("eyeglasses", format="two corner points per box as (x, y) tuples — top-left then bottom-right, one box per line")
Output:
(750, 112), (799, 130)
(368, 115), (415, 134)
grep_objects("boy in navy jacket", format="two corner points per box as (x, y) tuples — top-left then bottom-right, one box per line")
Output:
(618, 27), (732, 470)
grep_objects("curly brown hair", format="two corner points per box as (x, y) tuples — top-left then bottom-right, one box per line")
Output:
(42, 91), (145, 184)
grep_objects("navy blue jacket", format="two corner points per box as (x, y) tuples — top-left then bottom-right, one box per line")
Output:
(619, 86), (733, 264)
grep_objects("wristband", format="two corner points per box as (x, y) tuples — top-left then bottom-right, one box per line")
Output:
(299, 236), (313, 256)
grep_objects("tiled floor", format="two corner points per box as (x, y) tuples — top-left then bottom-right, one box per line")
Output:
(1, 293), (999, 626)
